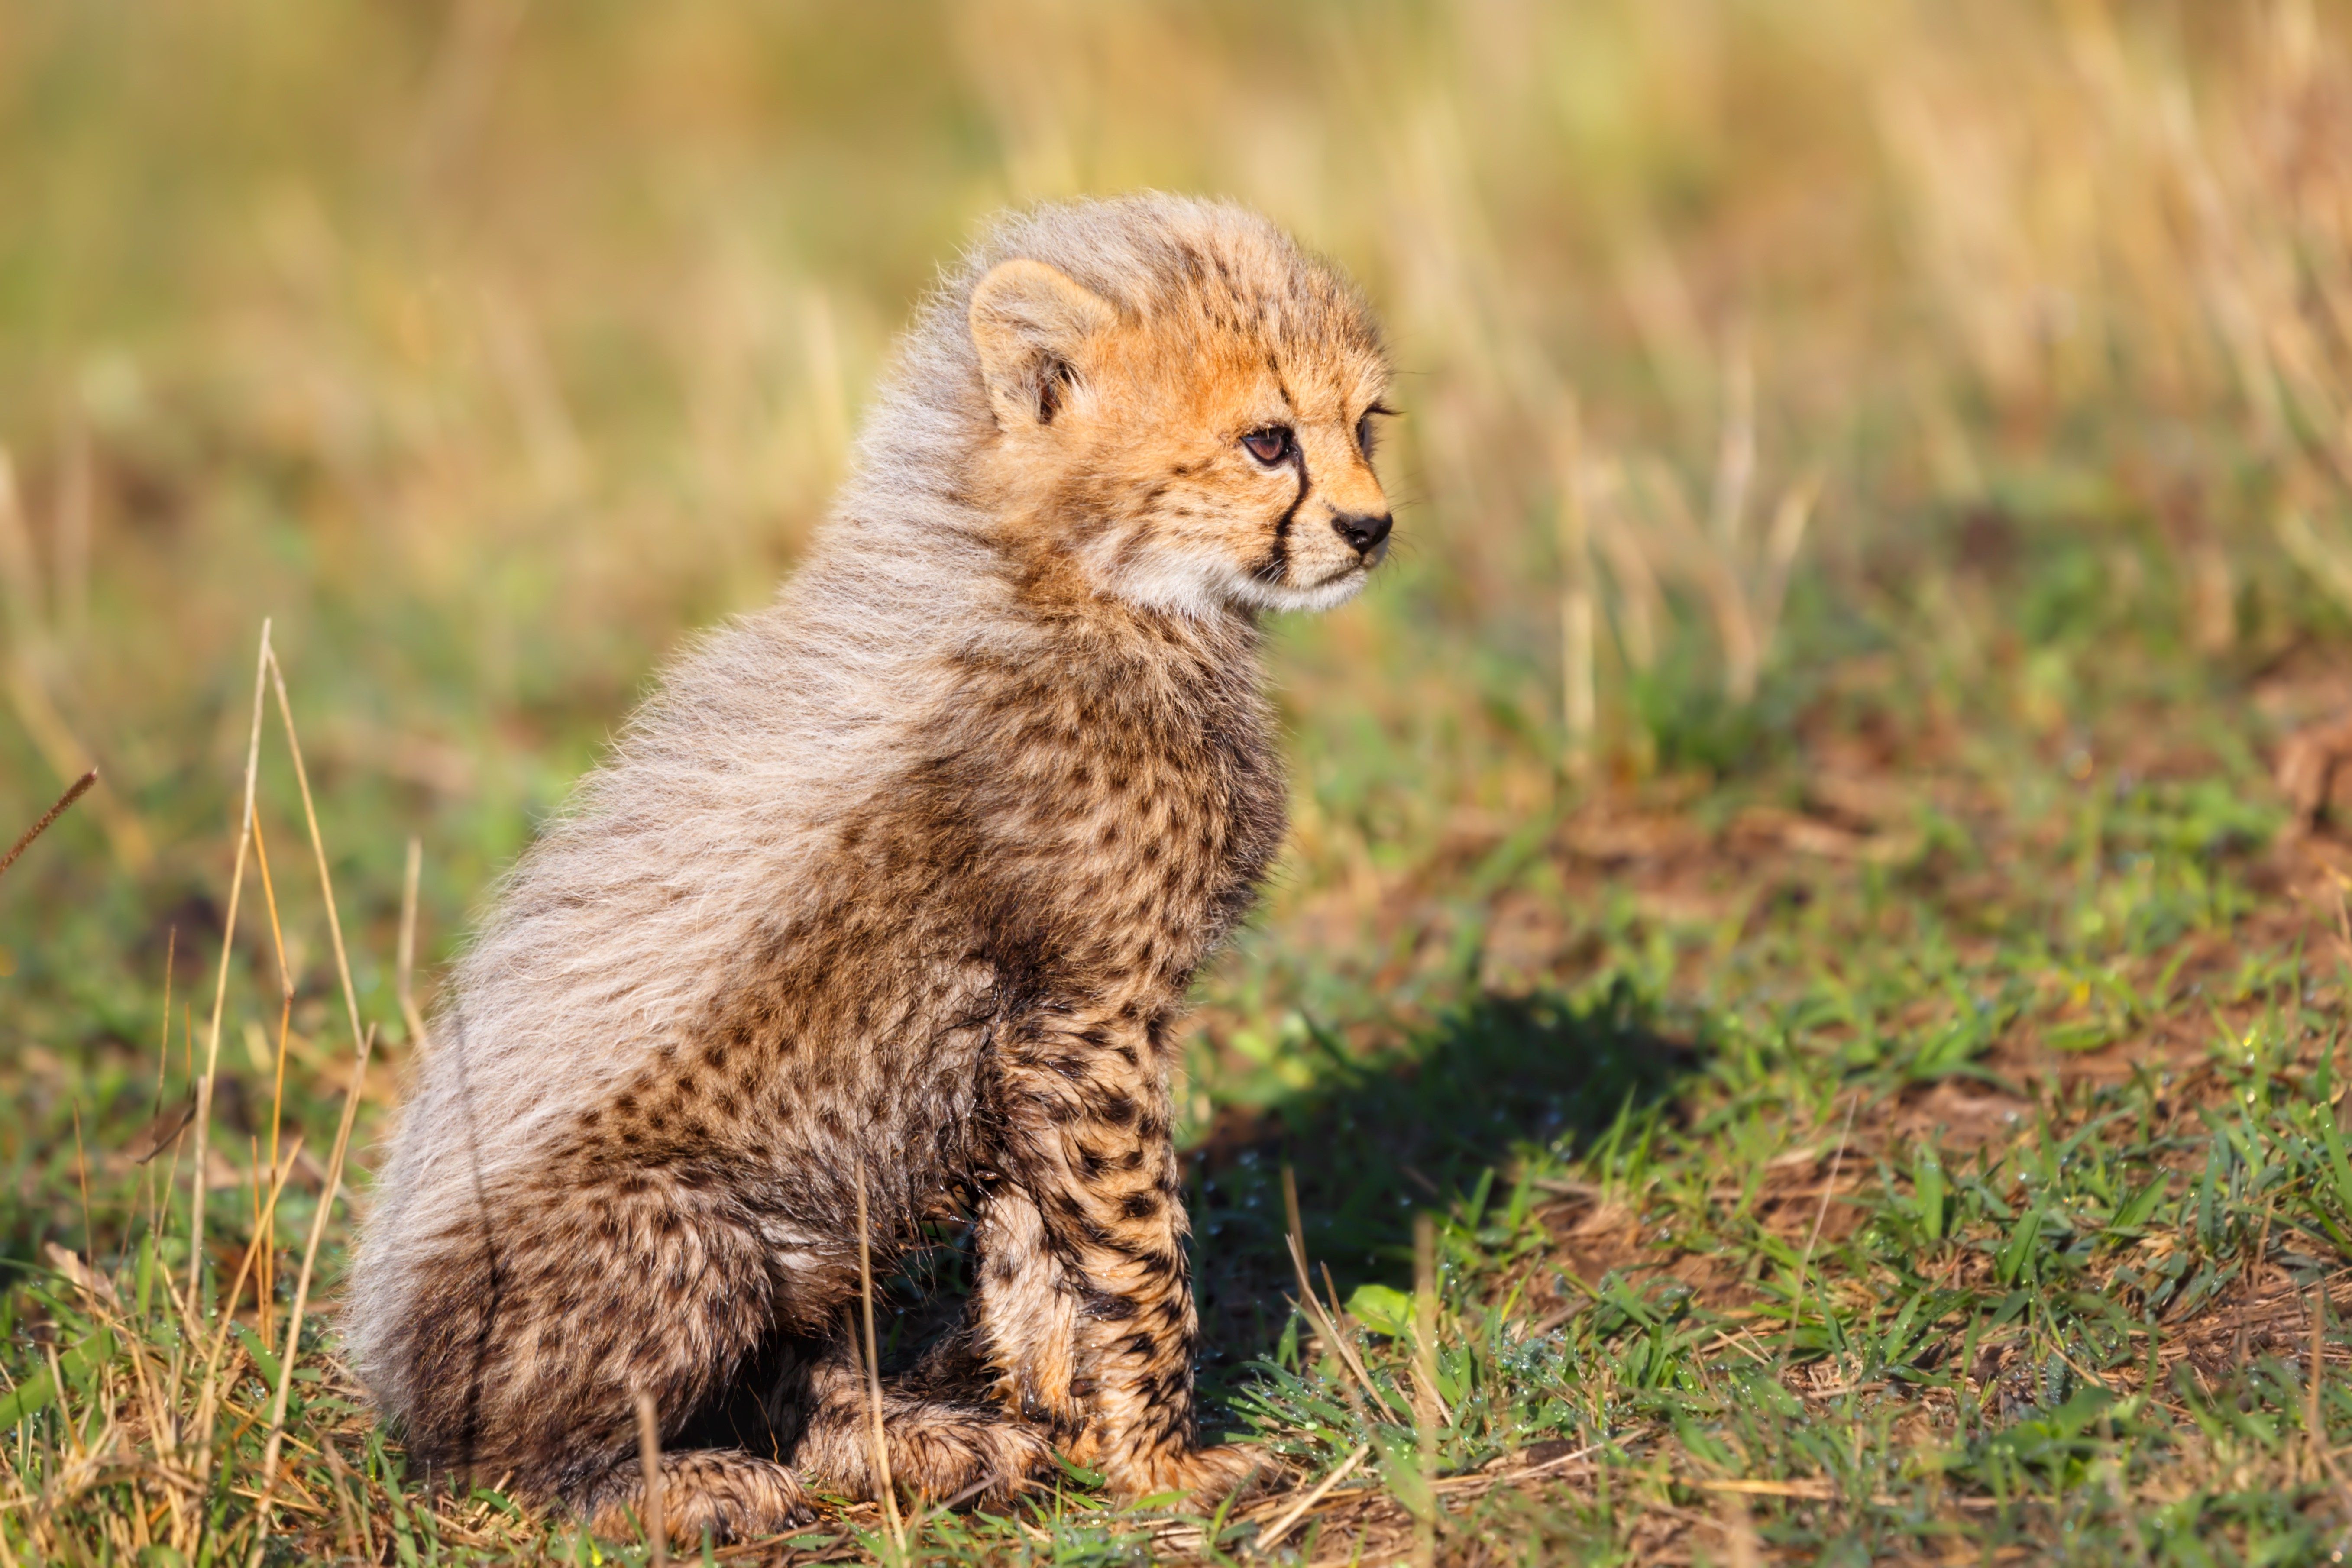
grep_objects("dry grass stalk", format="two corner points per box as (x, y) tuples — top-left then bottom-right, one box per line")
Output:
(0, 662), (145, 870)
(0, 659), (146, 872)
(634, 1387), (667, 1568)
(1253, 1442), (1369, 1553)
(1754, 470), (1822, 666)
(184, 1128), (313, 1533)
(1584, 463), (1661, 676)
(191, 618), (272, 1304)
(0, 445), (150, 873)
(246, 1025), (372, 1567)
(1553, 401), (1596, 781)
(262, 644), (369, 1058)
(2311, 1285), (2349, 1513)
(1708, 330), (1755, 556)
(1569, 399), (1822, 721)
(1411, 1210), (1439, 1568)
(1281, 1164), (1400, 1422)
(0, 767), (94, 883)
(1715, 1488), (1762, 1568)
(245, 813), (296, 1336)
(1636, 458), (1762, 704)
(243, 643), (379, 1562)
(851, 1156), (904, 1553)
(1409, 1212), (1449, 1429)
(246, 799), (294, 1005)
(1525, 325), (1821, 750)
(0, 449), (38, 640)
(396, 835), (434, 1057)
(1795, 1092), (1862, 1368)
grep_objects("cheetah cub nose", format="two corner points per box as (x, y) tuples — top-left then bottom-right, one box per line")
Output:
(1332, 511), (1394, 558)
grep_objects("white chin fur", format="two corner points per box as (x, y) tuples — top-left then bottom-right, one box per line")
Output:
(1106, 554), (1368, 618)
(1226, 567), (1368, 613)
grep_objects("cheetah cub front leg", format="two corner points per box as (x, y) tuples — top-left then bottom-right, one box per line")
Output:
(975, 1006), (1267, 1504)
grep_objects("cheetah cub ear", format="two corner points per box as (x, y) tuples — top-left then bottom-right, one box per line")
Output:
(968, 258), (1116, 430)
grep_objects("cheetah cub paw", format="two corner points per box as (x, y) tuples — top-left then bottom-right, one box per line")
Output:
(1107, 1442), (1272, 1506)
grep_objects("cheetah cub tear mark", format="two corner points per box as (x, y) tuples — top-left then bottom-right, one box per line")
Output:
(344, 192), (1394, 1541)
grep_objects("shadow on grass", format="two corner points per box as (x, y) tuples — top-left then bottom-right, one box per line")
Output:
(1185, 976), (1703, 1388)
(861, 976), (1702, 1410)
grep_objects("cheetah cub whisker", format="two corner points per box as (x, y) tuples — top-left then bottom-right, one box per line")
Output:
(345, 192), (1395, 1542)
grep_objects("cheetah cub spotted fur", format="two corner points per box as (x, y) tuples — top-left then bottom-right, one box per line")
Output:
(345, 193), (1395, 1542)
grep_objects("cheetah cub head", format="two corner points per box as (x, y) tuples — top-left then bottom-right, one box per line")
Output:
(964, 198), (1394, 617)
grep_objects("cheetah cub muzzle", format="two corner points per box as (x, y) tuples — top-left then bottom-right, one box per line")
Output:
(344, 192), (1395, 1543)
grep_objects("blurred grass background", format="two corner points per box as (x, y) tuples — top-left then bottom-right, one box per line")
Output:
(7, 0), (2352, 1210)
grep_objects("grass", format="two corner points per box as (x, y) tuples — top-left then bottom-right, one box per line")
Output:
(12, 0), (2352, 1563)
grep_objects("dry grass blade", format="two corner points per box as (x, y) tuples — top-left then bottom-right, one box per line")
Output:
(1553, 402), (1595, 779)
(1585, 464), (1661, 673)
(1754, 469), (1823, 658)
(1715, 1489), (1763, 1568)
(241, 643), (376, 1562)
(247, 1025), (371, 1568)
(1794, 1090), (1863, 1367)
(1411, 1211), (1449, 1427)
(1640, 457), (1762, 704)
(1281, 1164), (1401, 1422)
(396, 835), (434, 1056)
(1411, 1211), (1439, 1568)
(192, 1135), (307, 1418)
(0, 446), (36, 638)
(0, 767), (94, 883)
(126, 1101), (194, 1172)
(1708, 329), (1755, 554)
(1253, 1442), (1369, 1553)
(0, 447), (149, 871)
(247, 806), (294, 1005)
(1801, 1094), (1860, 1271)
(192, 618), (272, 1303)
(245, 814), (298, 1287)
(40, 1243), (118, 1313)
(175, 1127), (308, 1560)
(851, 1156), (903, 1554)
(2313, 1287), (2347, 1505)
(261, 646), (366, 1057)
(634, 1388), (666, 1568)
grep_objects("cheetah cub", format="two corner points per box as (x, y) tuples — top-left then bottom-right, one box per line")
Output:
(346, 193), (1395, 1542)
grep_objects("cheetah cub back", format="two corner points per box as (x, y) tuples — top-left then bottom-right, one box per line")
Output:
(345, 192), (1395, 1542)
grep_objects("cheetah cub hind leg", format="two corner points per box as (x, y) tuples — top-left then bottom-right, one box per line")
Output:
(583, 1449), (814, 1547)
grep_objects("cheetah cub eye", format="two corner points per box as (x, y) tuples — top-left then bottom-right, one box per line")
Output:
(1241, 427), (1293, 465)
